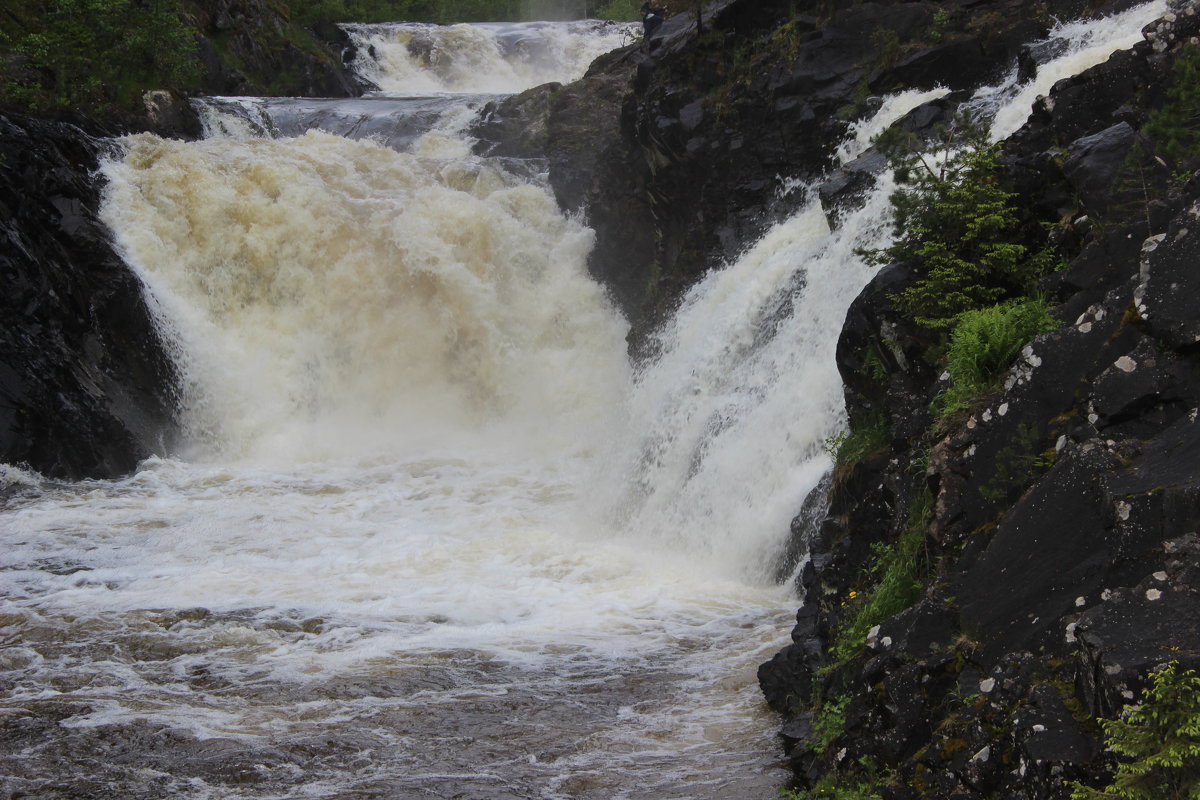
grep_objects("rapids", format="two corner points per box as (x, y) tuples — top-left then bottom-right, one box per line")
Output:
(0, 7), (1166, 798)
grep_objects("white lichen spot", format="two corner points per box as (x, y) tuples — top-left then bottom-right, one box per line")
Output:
(1075, 596), (1086, 607)
(1033, 724), (1046, 733)
(998, 403), (1009, 417)
(966, 444), (977, 457)
(1089, 413), (1099, 425)
(1122, 689), (1135, 700)
(1065, 622), (1078, 643)
(1105, 664), (1122, 676)
(982, 409), (993, 423)
(1078, 321), (1093, 333)
(1101, 588), (1113, 600)
(1153, 571), (1168, 581)
(1116, 501), (1132, 521)
(971, 746), (991, 763)
(980, 677), (996, 693)
(1146, 588), (1162, 601)
(967, 417), (977, 430)
(1115, 356), (1137, 372)
(1056, 435), (1067, 453)
(881, 636), (893, 648)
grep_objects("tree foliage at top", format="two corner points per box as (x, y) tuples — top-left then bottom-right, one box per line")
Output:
(865, 113), (1050, 330)
(0, 0), (200, 111)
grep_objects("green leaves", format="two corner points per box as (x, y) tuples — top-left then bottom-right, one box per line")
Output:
(1071, 661), (1200, 800)
(1144, 43), (1200, 170)
(1, 0), (200, 112)
(863, 112), (1049, 331)
(937, 298), (1059, 419)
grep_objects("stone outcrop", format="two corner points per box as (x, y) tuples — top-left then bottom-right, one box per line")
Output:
(184, 0), (361, 98)
(0, 114), (177, 480)
(757, 3), (1200, 797)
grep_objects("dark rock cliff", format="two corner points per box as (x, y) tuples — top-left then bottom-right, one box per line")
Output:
(0, 114), (177, 480)
(477, 0), (1102, 340)
(751, 4), (1200, 799)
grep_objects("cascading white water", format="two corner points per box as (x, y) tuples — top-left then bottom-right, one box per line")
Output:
(0, 6), (1166, 798)
(346, 20), (635, 94)
(101, 130), (626, 463)
(981, 0), (1168, 139)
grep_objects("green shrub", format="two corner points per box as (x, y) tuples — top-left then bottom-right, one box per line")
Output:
(1, 0), (200, 112)
(1070, 661), (1200, 800)
(1143, 43), (1200, 169)
(937, 298), (1059, 418)
(864, 114), (1049, 330)
(812, 693), (852, 755)
(825, 411), (890, 475)
(781, 778), (883, 800)
(595, 0), (639, 21)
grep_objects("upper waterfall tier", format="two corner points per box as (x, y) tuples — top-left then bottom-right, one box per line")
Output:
(344, 20), (634, 95)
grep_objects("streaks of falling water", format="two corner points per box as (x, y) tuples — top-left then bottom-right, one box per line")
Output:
(0, 5), (1169, 798)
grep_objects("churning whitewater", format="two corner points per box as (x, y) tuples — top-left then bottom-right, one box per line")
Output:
(0, 6), (1166, 799)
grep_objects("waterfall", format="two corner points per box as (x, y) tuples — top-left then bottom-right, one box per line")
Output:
(345, 20), (634, 94)
(100, 131), (628, 462)
(0, 5), (1168, 799)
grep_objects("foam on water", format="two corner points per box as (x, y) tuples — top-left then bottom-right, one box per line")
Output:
(345, 20), (635, 95)
(982, 0), (1168, 139)
(0, 6), (1167, 797)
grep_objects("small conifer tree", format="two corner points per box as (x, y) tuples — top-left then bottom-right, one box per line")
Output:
(865, 113), (1046, 330)
(1070, 660), (1200, 800)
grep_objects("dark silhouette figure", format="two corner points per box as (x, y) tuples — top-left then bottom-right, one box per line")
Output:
(640, 1), (667, 40)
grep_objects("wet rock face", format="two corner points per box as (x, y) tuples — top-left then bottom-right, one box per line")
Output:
(0, 114), (177, 479)
(757, 3), (1200, 797)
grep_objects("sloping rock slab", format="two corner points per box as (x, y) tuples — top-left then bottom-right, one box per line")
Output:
(0, 114), (176, 478)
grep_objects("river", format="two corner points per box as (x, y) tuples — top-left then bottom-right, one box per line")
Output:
(0, 6), (1167, 798)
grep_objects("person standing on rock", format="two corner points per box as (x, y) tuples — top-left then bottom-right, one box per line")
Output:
(641, 1), (667, 40)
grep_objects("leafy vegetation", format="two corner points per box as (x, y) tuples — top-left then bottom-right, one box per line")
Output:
(937, 298), (1059, 419)
(829, 486), (931, 665)
(812, 693), (852, 755)
(1070, 661), (1200, 800)
(287, 0), (600, 25)
(0, 0), (200, 112)
(866, 114), (1055, 331)
(825, 410), (890, 478)
(1143, 43), (1200, 170)
(781, 778), (883, 800)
